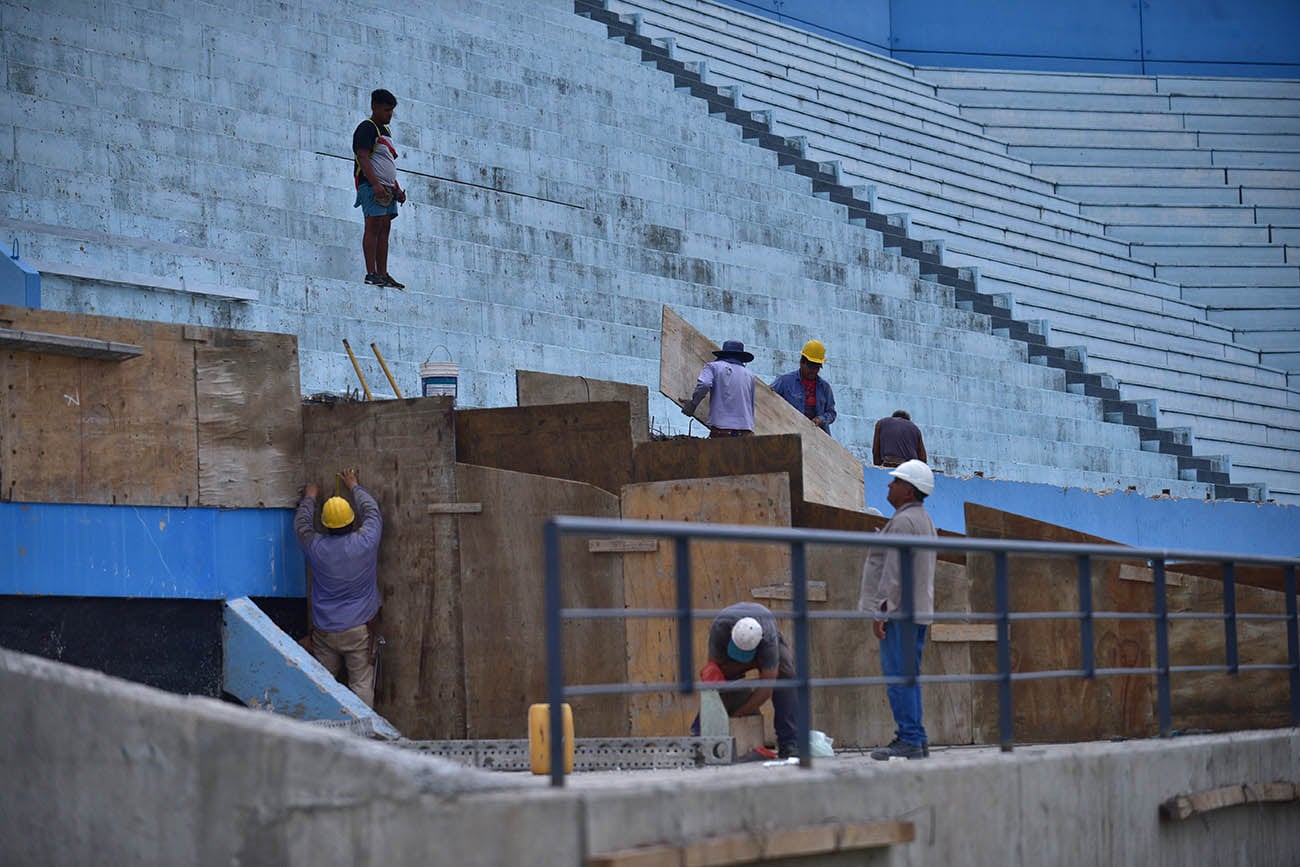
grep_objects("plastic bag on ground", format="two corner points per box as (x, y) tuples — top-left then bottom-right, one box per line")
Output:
(809, 729), (835, 757)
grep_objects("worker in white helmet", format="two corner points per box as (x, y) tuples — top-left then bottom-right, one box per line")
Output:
(295, 467), (384, 707)
(770, 338), (837, 437)
(694, 601), (799, 759)
(858, 459), (937, 760)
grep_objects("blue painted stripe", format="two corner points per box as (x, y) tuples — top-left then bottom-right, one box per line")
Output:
(1, 502), (305, 598)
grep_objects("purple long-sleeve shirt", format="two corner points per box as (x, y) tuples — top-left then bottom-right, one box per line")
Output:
(295, 484), (383, 632)
(691, 358), (756, 431)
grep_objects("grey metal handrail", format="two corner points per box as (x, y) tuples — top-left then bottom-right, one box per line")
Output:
(543, 516), (1300, 787)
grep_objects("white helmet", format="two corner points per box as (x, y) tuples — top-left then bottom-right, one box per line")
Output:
(730, 617), (763, 652)
(889, 459), (934, 495)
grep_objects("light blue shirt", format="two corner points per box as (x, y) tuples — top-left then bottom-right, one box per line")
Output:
(692, 359), (756, 431)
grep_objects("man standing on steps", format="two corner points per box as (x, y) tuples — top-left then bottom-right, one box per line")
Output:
(859, 459), (937, 760)
(872, 409), (927, 467)
(353, 88), (407, 289)
(681, 339), (757, 437)
(296, 467), (384, 707)
(770, 338), (837, 437)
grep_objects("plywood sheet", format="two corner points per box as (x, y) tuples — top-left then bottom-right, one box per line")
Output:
(195, 328), (302, 507)
(635, 433), (804, 505)
(516, 370), (650, 444)
(301, 397), (460, 738)
(620, 473), (793, 737)
(658, 306), (865, 512)
(0, 305), (197, 506)
(456, 463), (626, 738)
(455, 402), (634, 496)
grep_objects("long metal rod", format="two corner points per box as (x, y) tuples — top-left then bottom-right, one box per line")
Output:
(1287, 565), (1299, 726)
(675, 537), (693, 694)
(1154, 558), (1172, 737)
(1223, 561), (1239, 674)
(791, 542), (811, 768)
(544, 520), (565, 787)
(370, 342), (404, 398)
(341, 339), (373, 400)
(1078, 555), (1095, 678)
(995, 551), (1013, 752)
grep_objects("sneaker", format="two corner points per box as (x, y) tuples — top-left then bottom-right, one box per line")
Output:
(381, 274), (405, 289)
(777, 743), (799, 760)
(364, 273), (385, 285)
(870, 738), (928, 760)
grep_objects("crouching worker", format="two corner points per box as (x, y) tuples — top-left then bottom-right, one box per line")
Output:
(694, 601), (799, 759)
(295, 467), (383, 707)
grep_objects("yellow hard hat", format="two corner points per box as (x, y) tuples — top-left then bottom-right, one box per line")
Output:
(321, 496), (355, 529)
(800, 339), (826, 365)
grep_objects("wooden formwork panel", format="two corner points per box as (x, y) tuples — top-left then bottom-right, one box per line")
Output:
(455, 463), (626, 739)
(301, 397), (461, 739)
(516, 369), (651, 445)
(964, 503), (1291, 743)
(0, 305), (301, 508)
(620, 472), (793, 738)
(634, 433), (805, 506)
(658, 306), (865, 513)
(454, 402), (634, 496)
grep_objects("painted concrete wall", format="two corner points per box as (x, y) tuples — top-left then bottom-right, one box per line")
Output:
(4, 647), (1298, 866)
(0, 501), (304, 597)
(716, 0), (1300, 77)
(866, 466), (1300, 557)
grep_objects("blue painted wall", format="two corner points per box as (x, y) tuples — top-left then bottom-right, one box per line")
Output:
(865, 467), (1300, 558)
(716, 0), (1300, 77)
(1, 502), (305, 598)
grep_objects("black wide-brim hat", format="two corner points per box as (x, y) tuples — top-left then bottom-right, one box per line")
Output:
(712, 339), (754, 362)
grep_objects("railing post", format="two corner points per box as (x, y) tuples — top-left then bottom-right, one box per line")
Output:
(1153, 558), (1171, 738)
(791, 541), (811, 768)
(994, 551), (1013, 752)
(900, 543), (916, 684)
(1222, 561), (1238, 675)
(1286, 564), (1299, 727)
(1077, 555), (1094, 678)
(675, 536), (694, 693)
(544, 520), (566, 786)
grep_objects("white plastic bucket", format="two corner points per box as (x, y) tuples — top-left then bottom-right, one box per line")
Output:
(420, 361), (458, 400)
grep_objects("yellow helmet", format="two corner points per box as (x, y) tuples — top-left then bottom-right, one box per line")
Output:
(800, 339), (826, 365)
(321, 496), (355, 529)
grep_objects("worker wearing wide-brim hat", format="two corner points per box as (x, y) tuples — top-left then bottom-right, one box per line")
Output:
(770, 339), (837, 437)
(681, 339), (757, 437)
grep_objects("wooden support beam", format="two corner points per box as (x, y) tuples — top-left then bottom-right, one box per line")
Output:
(0, 326), (143, 360)
(930, 623), (997, 643)
(587, 820), (914, 866)
(750, 581), (828, 602)
(1160, 782), (1298, 821)
(427, 502), (483, 514)
(588, 538), (659, 553)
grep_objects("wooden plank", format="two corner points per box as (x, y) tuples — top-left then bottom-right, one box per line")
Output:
(658, 306), (864, 512)
(588, 538), (659, 553)
(456, 463), (626, 738)
(796, 499), (967, 563)
(455, 402), (634, 496)
(587, 820), (914, 867)
(0, 305), (198, 506)
(301, 398), (461, 739)
(0, 326), (142, 360)
(516, 369), (650, 444)
(750, 581), (828, 602)
(931, 623), (997, 643)
(635, 433), (805, 506)
(194, 328), (302, 508)
(621, 473), (793, 737)
(1160, 783), (1298, 821)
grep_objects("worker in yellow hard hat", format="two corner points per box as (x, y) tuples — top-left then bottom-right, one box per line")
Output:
(295, 466), (384, 707)
(769, 339), (837, 437)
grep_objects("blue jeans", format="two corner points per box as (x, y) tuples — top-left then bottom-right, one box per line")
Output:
(880, 622), (928, 746)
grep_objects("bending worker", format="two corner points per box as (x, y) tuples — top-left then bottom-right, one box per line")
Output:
(682, 339), (757, 437)
(770, 339), (836, 436)
(700, 602), (799, 759)
(295, 467), (384, 707)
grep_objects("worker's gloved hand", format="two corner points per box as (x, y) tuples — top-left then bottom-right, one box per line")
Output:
(700, 660), (726, 682)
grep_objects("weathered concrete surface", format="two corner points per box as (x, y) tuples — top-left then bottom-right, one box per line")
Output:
(3, 647), (1298, 866)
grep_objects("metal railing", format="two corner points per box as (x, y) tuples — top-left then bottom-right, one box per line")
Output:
(542, 516), (1300, 787)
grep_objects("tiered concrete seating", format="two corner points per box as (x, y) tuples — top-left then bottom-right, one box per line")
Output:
(912, 67), (1300, 370)
(596, 0), (1300, 502)
(0, 0), (1285, 500)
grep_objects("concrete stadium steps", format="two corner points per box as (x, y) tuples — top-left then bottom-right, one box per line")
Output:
(911, 66), (1300, 367)
(0, 0), (1279, 501)
(590, 0), (1297, 501)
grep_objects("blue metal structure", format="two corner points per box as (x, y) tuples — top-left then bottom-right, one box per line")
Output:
(716, 0), (1300, 78)
(1, 241), (40, 308)
(543, 515), (1300, 786)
